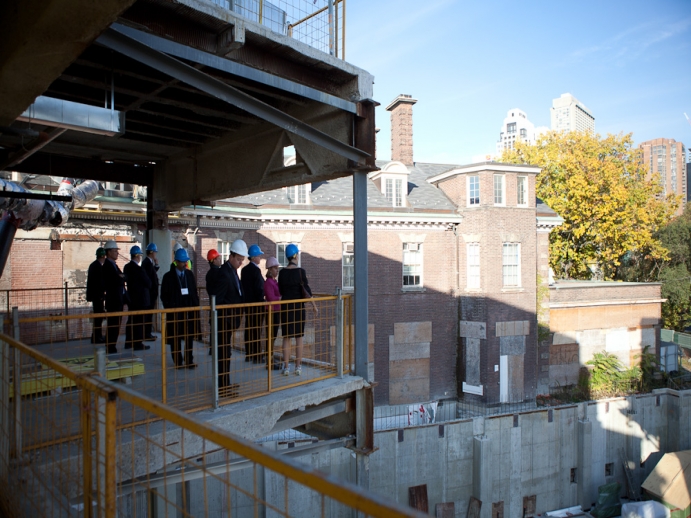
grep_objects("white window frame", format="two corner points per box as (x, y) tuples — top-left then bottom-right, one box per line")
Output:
(218, 240), (231, 262)
(385, 177), (404, 207)
(517, 176), (527, 206)
(287, 184), (310, 205)
(402, 243), (423, 288)
(342, 243), (354, 290)
(467, 243), (480, 289)
(502, 243), (521, 287)
(494, 174), (505, 206)
(467, 175), (480, 206)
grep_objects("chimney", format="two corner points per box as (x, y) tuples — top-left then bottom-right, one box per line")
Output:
(386, 94), (417, 165)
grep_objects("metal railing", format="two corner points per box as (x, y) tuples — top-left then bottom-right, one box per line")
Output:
(210, 0), (346, 59)
(3, 292), (353, 450)
(0, 332), (422, 518)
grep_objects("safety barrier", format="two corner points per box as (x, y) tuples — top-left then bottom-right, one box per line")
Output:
(3, 293), (353, 450)
(0, 332), (422, 518)
(210, 0), (347, 59)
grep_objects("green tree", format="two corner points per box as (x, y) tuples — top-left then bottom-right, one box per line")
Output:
(501, 131), (678, 280)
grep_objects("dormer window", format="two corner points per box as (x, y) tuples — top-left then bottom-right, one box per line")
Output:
(370, 161), (409, 208)
(385, 178), (403, 207)
(287, 184), (310, 205)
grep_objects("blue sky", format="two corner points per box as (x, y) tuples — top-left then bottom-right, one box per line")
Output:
(345, 0), (691, 165)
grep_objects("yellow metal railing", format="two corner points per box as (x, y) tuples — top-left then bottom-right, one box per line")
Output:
(0, 332), (421, 518)
(3, 294), (354, 450)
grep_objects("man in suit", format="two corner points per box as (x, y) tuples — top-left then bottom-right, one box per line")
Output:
(142, 242), (160, 340)
(86, 247), (106, 344)
(241, 244), (266, 363)
(124, 245), (152, 351)
(102, 240), (126, 354)
(216, 239), (247, 395)
(160, 247), (200, 369)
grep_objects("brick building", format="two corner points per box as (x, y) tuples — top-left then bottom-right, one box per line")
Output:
(9, 94), (665, 407)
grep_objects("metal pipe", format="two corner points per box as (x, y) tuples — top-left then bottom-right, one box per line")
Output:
(328, 0), (334, 56)
(211, 295), (218, 409)
(11, 307), (21, 459)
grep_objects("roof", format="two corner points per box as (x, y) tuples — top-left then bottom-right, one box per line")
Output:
(641, 450), (691, 509)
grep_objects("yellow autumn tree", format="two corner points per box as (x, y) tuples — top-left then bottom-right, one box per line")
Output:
(500, 131), (678, 280)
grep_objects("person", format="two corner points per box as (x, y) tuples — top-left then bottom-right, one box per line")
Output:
(160, 248), (200, 369)
(102, 240), (126, 354)
(278, 244), (317, 376)
(263, 256), (282, 371)
(170, 242), (192, 271)
(123, 245), (151, 351)
(241, 244), (266, 364)
(86, 247), (106, 344)
(142, 242), (160, 340)
(217, 239), (247, 395)
(205, 248), (224, 356)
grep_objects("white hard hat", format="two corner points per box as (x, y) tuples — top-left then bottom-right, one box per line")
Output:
(173, 242), (183, 252)
(104, 240), (119, 250)
(229, 239), (248, 257)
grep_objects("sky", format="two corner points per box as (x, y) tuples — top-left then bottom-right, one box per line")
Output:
(344, 0), (691, 165)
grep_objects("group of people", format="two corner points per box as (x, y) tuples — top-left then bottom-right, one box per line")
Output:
(205, 239), (317, 396)
(86, 238), (316, 398)
(86, 241), (160, 354)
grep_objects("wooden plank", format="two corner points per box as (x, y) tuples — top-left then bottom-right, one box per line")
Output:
(408, 484), (428, 513)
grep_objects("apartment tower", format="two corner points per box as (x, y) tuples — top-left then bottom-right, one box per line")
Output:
(550, 93), (595, 133)
(640, 138), (687, 214)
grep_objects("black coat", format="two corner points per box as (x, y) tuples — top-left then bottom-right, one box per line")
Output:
(124, 261), (152, 310)
(102, 258), (126, 311)
(220, 262), (244, 305)
(205, 265), (227, 304)
(142, 256), (159, 304)
(160, 269), (200, 309)
(241, 262), (265, 304)
(86, 259), (104, 303)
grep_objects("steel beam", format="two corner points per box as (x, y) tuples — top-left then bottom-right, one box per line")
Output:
(353, 170), (369, 379)
(108, 23), (357, 114)
(268, 399), (349, 435)
(97, 28), (369, 164)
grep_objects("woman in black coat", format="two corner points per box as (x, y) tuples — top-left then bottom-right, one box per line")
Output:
(277, 244), (317, 376)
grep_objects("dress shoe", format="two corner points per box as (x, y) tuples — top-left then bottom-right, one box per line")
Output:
(133, 344), (151, 351)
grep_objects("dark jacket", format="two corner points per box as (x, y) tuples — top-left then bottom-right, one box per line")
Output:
(220, 261), (244, 305)
(278, 267), (312, 301)
(102, 258), (126, 311)
(241, 262), (265, 304)
(205, 265), (227, 304)
(124, 261), (152, 310)
(86, 259), (104, 303)
(160, 268), (200, 309)
(141, 256), (159, 305)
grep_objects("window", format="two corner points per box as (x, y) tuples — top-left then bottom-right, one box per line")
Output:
(517, 176), (527, 206)
(468, 175), (480, 206)
(276, 243), (299, 267)
(218, 240), (230, 262)
(507, 122), (516, 134)
(287, 184), (309, 204)
(467, 243), (480, 289)
(385, 178), (404, 207)
(403, 243), (422, 287)
(519, 128), (527, 139)
(342, 243), (354, 289)
(494, 174), (505, 205)
(502, 243), (520, 287)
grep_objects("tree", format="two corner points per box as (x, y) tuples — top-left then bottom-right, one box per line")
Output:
(501, 131), (678, 280)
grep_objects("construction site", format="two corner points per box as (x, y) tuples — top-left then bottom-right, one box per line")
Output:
(0, 1), (690, 517)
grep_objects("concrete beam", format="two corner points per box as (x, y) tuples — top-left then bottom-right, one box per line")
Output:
(0, 0), (137, 125)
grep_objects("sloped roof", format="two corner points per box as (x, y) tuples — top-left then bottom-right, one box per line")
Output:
(642, 450), (691, 509)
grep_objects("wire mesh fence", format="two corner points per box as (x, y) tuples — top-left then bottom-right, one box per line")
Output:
(0, 332), (423, 518)
(3, 293), (352, 448)
(209, 0), (347, 58)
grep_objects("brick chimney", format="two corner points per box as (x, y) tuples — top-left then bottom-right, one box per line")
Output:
(386, 94), (417, 165)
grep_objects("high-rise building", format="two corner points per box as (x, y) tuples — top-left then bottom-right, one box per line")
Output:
(496, 109), (547, 154)
(550, 93), (595, 133)
(640, 138), (687, 214)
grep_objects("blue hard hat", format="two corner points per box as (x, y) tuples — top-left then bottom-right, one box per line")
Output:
(174, 248), (189, 263)
(130, 245), (143, 256)
(146, 243), (158, 252)
(285, 243), (299, 259)
(248, 244), (264, 257)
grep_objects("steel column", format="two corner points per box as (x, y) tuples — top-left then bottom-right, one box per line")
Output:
(97, 28), (369, 164)
(353, 171), (368, 379)
(11, 307), (20, 459)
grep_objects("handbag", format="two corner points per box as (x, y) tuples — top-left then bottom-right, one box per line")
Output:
(298, 268), (311, 299)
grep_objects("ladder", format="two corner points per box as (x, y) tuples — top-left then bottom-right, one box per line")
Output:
(619, 448), (640, 501)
